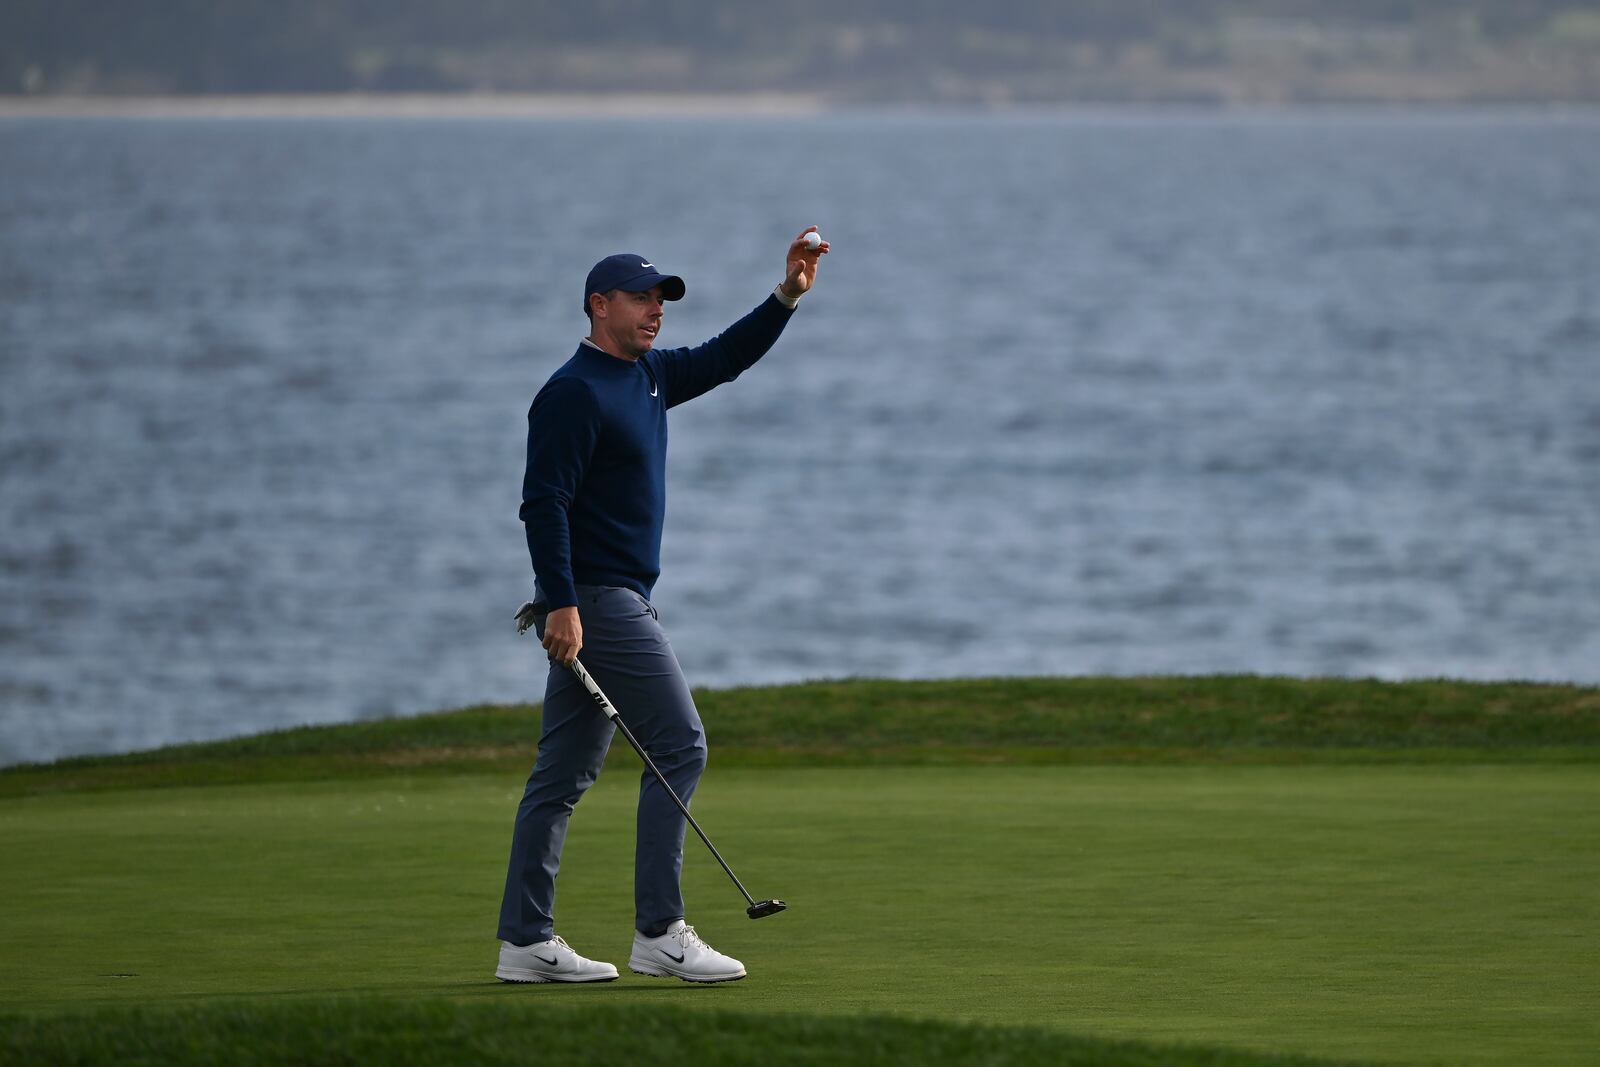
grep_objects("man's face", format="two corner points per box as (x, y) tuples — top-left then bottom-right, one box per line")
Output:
(591, 286), (664, 360)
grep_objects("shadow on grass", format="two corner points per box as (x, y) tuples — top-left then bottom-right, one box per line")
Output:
(0, 997), (1380, 1067)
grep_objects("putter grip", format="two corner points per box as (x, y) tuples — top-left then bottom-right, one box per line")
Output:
(569, 660), (622, 722)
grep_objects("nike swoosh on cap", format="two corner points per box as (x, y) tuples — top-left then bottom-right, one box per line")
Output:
(640, 261), (654, 269)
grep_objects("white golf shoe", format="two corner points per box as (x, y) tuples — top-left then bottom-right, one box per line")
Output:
(495, 935), (619, 983)
(629, 920), (746, 983)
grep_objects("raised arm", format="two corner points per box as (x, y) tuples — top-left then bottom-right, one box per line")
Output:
(653, 227), (829, 408)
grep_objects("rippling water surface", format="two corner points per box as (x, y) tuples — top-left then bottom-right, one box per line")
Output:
(2, 110), (1597, 765)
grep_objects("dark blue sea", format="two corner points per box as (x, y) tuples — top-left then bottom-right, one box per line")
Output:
(2, 109), (1597, 766)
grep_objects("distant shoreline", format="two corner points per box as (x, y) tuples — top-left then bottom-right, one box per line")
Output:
(0, 92), (832, 119)
(3, 93), (1598, 121)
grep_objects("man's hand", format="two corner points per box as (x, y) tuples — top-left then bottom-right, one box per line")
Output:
(542, 605), (583, 665)
(779, 226), (829, 301)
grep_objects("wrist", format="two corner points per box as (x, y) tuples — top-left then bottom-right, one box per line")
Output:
(773, 284), (802, 309)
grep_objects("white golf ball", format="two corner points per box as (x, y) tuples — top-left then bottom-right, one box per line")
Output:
(803, 232), (823, 250)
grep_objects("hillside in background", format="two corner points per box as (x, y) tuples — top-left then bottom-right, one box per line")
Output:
(5, 1), (1600, 104)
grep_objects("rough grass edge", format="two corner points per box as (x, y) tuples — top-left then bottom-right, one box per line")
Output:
(4, 675), (1597, 799)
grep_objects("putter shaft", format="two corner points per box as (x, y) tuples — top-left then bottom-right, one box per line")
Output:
(568, 658), (768, 912)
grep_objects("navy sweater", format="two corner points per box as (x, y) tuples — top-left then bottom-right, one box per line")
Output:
(521, 293), (795, 610)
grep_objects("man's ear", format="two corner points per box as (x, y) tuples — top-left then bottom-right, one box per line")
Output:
(588, 291), (609, 319)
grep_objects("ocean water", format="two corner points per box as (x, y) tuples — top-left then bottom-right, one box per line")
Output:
(2, 110), (1597, 766)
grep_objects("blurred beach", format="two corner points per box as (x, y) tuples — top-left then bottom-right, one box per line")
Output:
(0, 93), (830, 119)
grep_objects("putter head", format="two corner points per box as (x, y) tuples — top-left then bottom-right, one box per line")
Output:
(514, 601), (545, 635)
(747, 899), (787, 919)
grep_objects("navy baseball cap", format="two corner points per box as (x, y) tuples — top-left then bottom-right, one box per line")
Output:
(583, 253), (686, 313)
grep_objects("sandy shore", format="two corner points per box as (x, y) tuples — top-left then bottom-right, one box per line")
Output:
(0, 92), (832, 119)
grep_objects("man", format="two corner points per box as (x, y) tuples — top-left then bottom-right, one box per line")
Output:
(496, 228), (828, 984)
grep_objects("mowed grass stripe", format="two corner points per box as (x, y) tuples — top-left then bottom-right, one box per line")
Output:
(0, 1001), (1376, 1067)
(2, 766), (1595, 1065)
(4, 676), (1597, 797)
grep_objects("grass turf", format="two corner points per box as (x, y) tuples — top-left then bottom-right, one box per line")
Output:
(2, 761), (1596, 1065)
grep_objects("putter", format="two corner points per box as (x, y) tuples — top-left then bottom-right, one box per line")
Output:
(515, 602), (786, 921)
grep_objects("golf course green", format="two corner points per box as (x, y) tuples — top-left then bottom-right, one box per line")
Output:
(2, 677), (1596, 1066)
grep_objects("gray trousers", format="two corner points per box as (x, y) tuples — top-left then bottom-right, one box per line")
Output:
(496, 585), (707, 945)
